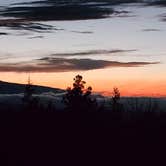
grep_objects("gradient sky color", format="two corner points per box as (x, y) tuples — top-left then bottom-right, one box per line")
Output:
(0, 2), (166, 97)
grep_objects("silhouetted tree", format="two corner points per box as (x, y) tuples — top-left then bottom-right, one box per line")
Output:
(22, 76), (39, 111)
(63, 75), (97, 112)
(23, 76), (34, 101)
(111, 87), (122, 112)
(112, 88), (120, 103)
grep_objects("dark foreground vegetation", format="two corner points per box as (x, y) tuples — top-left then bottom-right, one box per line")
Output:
(0, 73), (165, 130)
(0, 75), (165, 165)
(0, 113), (165, 166)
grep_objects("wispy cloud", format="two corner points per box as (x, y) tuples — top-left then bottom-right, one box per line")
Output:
(28, 35), (44, 39)
(0, 32), (9, 35)
(70, 31), (93, 34)
(142, 28), (161, 32)
(0, 1), (114, 21)
(51, 49), (137, 57)
(156, 12), (166, 22)
(148, 0), (166, 7)
(0, 58), (159, 73)
(1, 0), (166, 24)
(1, 0), (164, 32)
(0, 20), (60, 32)
(161, 14), (166, 22)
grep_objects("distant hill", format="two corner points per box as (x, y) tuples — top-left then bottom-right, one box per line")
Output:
(0, 81), (64, 94)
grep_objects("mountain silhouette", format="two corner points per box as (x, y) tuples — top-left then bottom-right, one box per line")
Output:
(0, 81), (64, 94)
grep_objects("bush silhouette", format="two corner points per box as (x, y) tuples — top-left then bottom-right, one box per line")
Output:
(63, 75), (97, 112)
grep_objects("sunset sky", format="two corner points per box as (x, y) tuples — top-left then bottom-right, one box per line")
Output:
(0, 0), (166, 97)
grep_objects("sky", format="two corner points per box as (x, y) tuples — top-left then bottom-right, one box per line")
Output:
(0, 0), (166, 97)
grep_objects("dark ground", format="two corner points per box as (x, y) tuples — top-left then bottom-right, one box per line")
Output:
(0, 112), (165, 166)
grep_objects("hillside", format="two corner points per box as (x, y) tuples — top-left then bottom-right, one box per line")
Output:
(0, 81), (64, 94)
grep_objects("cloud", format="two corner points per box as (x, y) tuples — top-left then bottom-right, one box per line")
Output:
(28, 35), (44, 39)
(1, 0), (165, 24)
(0, 1), (115, 32)
(0, 0), (141, 24)
(148, 0), (166, 6)
(0, 58), (159, 73)
(51, 49), (137, 57)
(2, 0), (161, 32)
(0, 20), (60, 32)
(70, 31), (93, 34)
(0, 32), (9, 35)
(142, 28), (161, 32)
(0, 1), (114, 21)
(161, 15), (166, 22)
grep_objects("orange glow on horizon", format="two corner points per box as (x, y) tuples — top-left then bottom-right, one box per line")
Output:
(0, 70), (165, 97)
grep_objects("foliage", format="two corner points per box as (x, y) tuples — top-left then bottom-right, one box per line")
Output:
(112, 87), (120, 104)
(63, 75), (97, 112)
(111, 87), (122, 112)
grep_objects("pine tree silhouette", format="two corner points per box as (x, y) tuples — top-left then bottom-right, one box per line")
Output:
(22, 76), (39, 111)
(63, 75), (97, 112)
(112, 87), (122, 112)
(23, 76), (34, 102)
(112, 88), (120, 104)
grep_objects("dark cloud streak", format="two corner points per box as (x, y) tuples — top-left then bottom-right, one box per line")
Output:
(142, 28), (161, 32)
(148, 0), (166, 7)
(0, 58), (159, 73)
(1, 0), (164, 31)
(71, 31), (93, 34)
(0, 20), (60, 32)
(0, 32), (9, 35)
(0, 2), (113, 21)
(51, 49), (137, 57)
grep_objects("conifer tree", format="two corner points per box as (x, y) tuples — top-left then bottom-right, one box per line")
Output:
(23, 76), (34, 102)
(63, 75), (96, 112)
(23, 76), (39, 111)
(112, 87), (121, 112)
